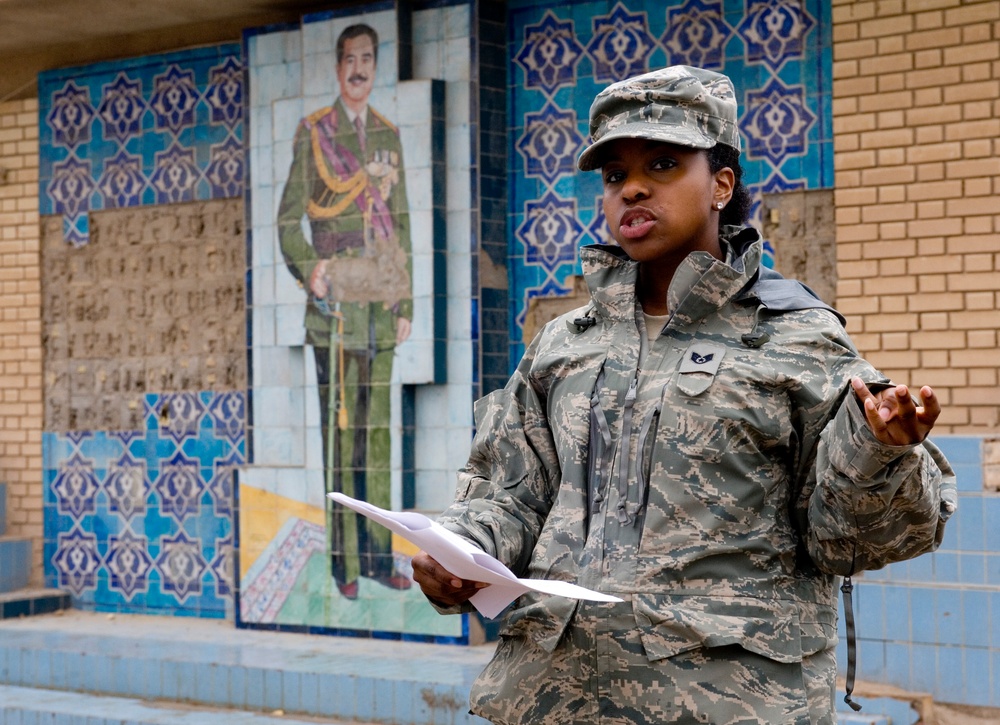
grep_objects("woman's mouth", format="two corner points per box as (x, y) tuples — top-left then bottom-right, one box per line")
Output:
(619, 210), (656, 240)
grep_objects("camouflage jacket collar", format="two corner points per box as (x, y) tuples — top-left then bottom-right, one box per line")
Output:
(580, 225), (762, 326)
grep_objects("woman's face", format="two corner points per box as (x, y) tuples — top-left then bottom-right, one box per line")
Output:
(601, 139), (732, 266)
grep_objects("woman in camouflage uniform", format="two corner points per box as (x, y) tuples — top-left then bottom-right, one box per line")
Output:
(413, 66), (956, 725)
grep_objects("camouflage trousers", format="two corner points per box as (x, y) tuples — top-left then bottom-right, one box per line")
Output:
(470, 600), (837, 725)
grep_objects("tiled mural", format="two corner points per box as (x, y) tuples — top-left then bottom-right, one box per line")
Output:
(243, 3), (476, 641)
(39, 45), (246, 617)
(38, 45), (243, 247)
(506, 0), (832, 356)
(42, 396), (242, 616)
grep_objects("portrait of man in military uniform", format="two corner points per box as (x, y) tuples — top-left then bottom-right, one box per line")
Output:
(277, 22), (412, 601)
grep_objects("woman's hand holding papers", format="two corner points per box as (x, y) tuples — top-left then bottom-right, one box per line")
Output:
(412, 551), (489, 607)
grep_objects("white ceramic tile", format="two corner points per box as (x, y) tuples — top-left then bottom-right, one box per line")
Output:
(302, 51), (337, 100)
(272, 98), (304, 148)
(447, 294), (471, 340)
(301, 17), (334, 58)
(415, 470), (454, 514)
(446, 340), (473, 385)
(445, 81), (471, 128)
(250, 307), (276, 355)
(412, 8), (442, 45)
(254, 427), (305, 468)
(443, 4), (470, 40)
(282, 27), (303, 63)
(414, 423), (447, 471)
(406, 168), (433, 212)
(271, 138), (294, 185)
(445, 250), (471, 298)
(412, 43), (442, 80)
(445, 166), (471, 210)
(408, 209), (433, 251)
(443, 38), (470, 81)
(396, 80), (431, 128)
(368, 86), (398, 121)
(250, 32), (286, 68)
(414, 385), (447, 428)
(447, 384), (474, 428)
(250, 178), (274, 230)
(274, 303), (307, 346)
(253, 261), (276, 306)
(445, 423), (474, 473)
(399, 125), (430, 170)
(446, 123), (471, 170)
(248, 105), (271, 148)
(446, 209), (471, 253)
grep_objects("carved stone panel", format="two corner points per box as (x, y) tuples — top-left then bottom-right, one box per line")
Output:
(42, 199), (247, 431)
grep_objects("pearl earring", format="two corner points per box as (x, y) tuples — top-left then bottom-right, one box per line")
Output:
(715, 201), (724, 210)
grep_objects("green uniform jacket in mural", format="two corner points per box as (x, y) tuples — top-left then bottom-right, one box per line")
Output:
(277, 97), (412, 588)
(437, 227), (957, 724)
(278, 97), (412, 350)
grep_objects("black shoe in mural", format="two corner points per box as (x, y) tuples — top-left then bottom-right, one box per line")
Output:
(337, 580), (359, 600)
(373, 574), (412, 591)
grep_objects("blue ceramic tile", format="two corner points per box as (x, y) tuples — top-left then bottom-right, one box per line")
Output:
(935, 588), (963, 646)
(883, 586), (910, 641)
(884, 642), (911, 686)
(910, 643), (937, 693)
(965, 647), (991, 707)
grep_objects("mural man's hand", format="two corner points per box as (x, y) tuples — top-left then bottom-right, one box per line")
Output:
(396, 317), (411, 345)
(411, 551), (487, 607)
(309, 260), (330, 299)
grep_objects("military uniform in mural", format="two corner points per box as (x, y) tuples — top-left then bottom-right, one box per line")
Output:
(278, 94), (412, 596)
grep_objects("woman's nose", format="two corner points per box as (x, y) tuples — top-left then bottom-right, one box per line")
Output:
(621, 174), (649, 203)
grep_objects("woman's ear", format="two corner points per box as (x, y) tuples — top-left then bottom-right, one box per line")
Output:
(712, 166), (735, 208)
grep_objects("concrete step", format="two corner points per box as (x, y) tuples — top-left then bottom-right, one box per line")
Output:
(0, 588), (70, 619)
(0, 683), (377, 724)
(0, 610), (493, 725)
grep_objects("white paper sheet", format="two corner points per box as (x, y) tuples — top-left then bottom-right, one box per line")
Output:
(327, 492), (623, 619)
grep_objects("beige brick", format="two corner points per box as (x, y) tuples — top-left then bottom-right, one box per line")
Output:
(965, 216), (994, 234)
(860, 53), (913, 75)
(906, 65), (962, 88)
(918, 275), (947, 293)
(834, 113), (878, 134)
(909, 330), (967, 350)
(836, 76), (878, 96)
(913, 87), (943, 106)
(947, 196), (1000, 217)
(882, 331), (911, 349)
(962, 61), (994, 84)
(947, 271), (1000, 292)
(945, 80), (1000, 104)
(914, 9), (944, 29)
(968, 331), (998, 349)
(836, 149), (879, 170)
(879, 221), (908, 239)
(906, 142), (963, 164)
(909, 217), (964, 237)
(837, 278), (864, 298)
(922, 349), (951, 368)
(903, 0), (960, 12)
(908, 253), (964, 275)
(963, 139), (994, 159)
(858, 90), (914, 112)
(833, 97), (859, 116)
(879, 73), (908, 93)
(919, 312), (950, 330)
(860, 312), (923, 333)
(881, 295), (910, 313)
(838, 224), (881, 243)
(946, 118), (1000, 142)
(945, 2), (1000, 25)
(968, 368), (997, 385)
(835, 1), (875, 20)
(905, 27), (963, 50)
(837, 207), (862, 225)
(946, 157), (1000, 179)
(948, 232), (998, 256)
(862, 202), (916, 223)
(907, 179), (964, 201)
(916, 162), (945, 182)
(834, 59), (860, 78)
(834, 23), (860, 43)
(879, 36), (906, 54)
(838, 296), (880, 316)
(915, 125), (943, 144)
(862, 165), (916, 186)
(913, 199), (943, 219)
(838, 38), (880, 60)
(907, 291), (966, 311)
(953, 387), (1000, 406)
(913, 48), (942, 69)
(950, 309), (1000, 329)
(838, 241), (864, 261)
(861, 127), (915, 148)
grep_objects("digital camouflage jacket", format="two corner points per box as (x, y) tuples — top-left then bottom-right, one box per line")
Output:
(437, 227), (956, 716)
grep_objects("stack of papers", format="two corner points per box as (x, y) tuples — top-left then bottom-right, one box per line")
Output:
(327, 492), (622, 618)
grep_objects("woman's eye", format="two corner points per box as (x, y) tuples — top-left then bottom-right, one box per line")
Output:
(652, 157), (677, 170)
(604, 170), (624, 184)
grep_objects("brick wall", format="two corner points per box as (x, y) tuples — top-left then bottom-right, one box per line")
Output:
(832, 0), (1000, 432)
(0, 98), (43, 585)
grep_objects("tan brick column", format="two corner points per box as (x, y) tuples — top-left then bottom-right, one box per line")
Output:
(0, 98), (44, 584)
(833, 0), (1000, 432)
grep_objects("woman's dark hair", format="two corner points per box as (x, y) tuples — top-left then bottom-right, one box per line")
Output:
(707, 143), (751, 227)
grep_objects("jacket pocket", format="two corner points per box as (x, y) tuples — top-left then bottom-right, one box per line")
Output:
(499, 591), (578, 654)
(632, 593), (804, 664)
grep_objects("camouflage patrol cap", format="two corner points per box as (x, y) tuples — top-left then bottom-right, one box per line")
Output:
(578, 65), (741, 171)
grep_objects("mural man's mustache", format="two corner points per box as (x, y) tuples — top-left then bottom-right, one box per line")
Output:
(349, 74), (368, 84)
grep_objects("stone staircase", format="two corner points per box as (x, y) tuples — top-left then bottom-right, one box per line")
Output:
(0, 609), (492, 724)
(0, 481), (70, 619)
